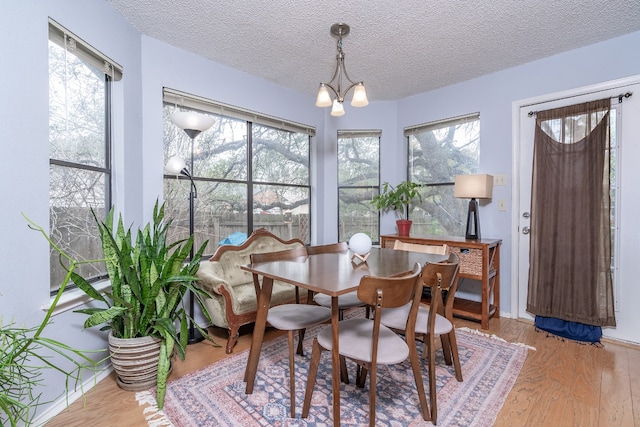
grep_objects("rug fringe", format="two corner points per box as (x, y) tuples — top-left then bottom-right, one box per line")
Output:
(135, 390), (175, 427)
(458, 326), (537, 351)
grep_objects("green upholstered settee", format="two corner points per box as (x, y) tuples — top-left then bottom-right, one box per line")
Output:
(195, 228), (304, 353)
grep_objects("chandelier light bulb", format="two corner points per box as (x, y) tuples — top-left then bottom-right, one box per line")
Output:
(330, 99), (345, 117)
(315, 84), (332, 107)
(351, 83), (369, 107)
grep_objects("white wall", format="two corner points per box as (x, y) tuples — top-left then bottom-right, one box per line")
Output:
(2, 0), (639, 421)
(0, 1), (144, 418)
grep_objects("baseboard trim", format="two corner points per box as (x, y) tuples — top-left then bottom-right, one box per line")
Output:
(31, 365), (113, 426)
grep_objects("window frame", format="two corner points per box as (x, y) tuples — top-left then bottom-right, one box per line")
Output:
(162, 89), (314, 256)
(405, 113), (480, 237)
(48, 19), (118, 294)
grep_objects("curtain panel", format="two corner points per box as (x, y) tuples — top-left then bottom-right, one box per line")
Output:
(526, 98), (616, 327)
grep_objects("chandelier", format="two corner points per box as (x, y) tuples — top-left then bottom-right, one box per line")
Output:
(315, 23), (368, 117)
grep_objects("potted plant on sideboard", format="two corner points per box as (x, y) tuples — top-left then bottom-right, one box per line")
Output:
(71, 200), (211, 409)
(371, 181), (423, 236)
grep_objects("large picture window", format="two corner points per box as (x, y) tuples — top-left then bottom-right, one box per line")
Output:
(163, 89), (313, 256)
(337, 130), (380, 243)
(48, 20), (121, 293)
(406, 113), (480, 236)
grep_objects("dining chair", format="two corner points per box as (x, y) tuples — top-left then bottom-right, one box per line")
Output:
(250, 247), (332, 418)
(307, 241), (366, 383)
(379, 253), (462, 424)
(309, 242), (366, 316)
(302, 263), (430, 426)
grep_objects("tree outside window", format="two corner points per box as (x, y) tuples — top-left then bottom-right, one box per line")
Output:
(337, 130), (380, 243)
(407, 114), (480, 236)
(163, 101), (311, 255)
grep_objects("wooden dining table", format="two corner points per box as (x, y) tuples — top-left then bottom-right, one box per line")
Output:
(241, 246), (447, 426)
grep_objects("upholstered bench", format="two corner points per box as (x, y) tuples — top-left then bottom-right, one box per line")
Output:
(195, 228), (304, 353)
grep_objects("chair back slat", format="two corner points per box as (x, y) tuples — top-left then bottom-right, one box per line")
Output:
(393, 240), (447, 255)
(250, 246), (308, 300)
(306, 241), (348, 255)
(357, 263), (422, 309)
(421, 253), (460, 319)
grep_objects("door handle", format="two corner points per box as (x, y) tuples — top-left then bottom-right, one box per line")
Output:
(522, 226), (530, 234)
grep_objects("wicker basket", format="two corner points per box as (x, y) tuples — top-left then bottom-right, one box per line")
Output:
(448, 246), (483, 276)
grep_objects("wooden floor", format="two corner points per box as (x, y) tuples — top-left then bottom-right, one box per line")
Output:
(47, 316), (640, 427)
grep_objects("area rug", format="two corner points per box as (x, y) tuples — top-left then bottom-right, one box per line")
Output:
(136, 324), (531, 427)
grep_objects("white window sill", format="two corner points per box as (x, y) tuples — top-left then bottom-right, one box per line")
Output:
(42, 279), (111, 316)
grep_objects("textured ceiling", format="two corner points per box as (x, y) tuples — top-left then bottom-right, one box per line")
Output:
(108, 0), (640, 101)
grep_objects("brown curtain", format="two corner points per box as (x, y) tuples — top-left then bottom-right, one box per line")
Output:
(526, 98), (616, 327)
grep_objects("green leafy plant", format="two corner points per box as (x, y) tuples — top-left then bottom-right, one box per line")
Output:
(67, 200), (212, 409)
(370, 181), (424, 220)
(1, 218), (102, 427)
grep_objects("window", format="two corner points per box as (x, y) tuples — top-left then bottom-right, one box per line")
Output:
(163, 89), (313, 256)
(48, 19), (121, 293)
(337, 130), (380, 242)
(406, 113), (480, 236)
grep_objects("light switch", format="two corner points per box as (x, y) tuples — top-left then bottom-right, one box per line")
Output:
(494, 175), (507, 186)
(498, 200), (507, 211)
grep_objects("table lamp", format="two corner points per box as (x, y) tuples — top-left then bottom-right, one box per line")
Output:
(454, 174), (493, 240)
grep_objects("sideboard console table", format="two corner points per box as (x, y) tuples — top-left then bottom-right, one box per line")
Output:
(381, 234), (502, 329)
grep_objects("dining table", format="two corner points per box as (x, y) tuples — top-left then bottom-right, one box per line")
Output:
(241, 246), (447, 426)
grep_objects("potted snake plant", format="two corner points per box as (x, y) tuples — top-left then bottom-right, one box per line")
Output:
(371, 181), (423, 236)
(71, 200), (210, 409)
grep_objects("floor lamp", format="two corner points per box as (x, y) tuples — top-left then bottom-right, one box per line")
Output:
(454, 174), (493, 240)
(167, 110), (215, 344)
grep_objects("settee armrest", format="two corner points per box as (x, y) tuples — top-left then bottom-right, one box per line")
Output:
(195, 262), (233, 297)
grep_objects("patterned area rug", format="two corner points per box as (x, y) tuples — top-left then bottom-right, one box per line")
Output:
(136, 322), (531, 427)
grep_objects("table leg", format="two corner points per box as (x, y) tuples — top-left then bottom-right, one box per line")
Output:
(244, 276), (273, 393)
(331, 296), (341, 426)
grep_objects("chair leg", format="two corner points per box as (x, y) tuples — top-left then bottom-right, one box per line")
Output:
(427, 334), (438, 424)
(368, 363), (376, 427)
(447, 330), (463, 382)
(296, 328), (305, 356)
(340, 355), (350, 384)
(288, 331), (296, 418)
(356, 365), (368, 388)
(440, 334), (453, 366)
(226, 327), (240, 355)
(302, 338), (323, 418)
(408, 339), (430, 422)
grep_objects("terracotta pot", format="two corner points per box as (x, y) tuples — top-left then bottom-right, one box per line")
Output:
(396, 219), (412, 237)
(108, 332), (161, 391)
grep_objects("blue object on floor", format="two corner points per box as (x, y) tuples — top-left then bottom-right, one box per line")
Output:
(219, 232), (248, 246)
(534, 315), (602, 344)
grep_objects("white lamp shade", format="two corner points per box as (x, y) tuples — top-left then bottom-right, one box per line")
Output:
(170, 111), (215, 132)
(454, 174), (494, 199)
(315, 84), (332, 107)
(351, 83), (369, 107)
(349, 233), (372, 256)
(330, 99), (345, 117)
(165, 155), (187, 175)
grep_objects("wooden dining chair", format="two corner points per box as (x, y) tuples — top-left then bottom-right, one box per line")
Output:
(302, 263), (430, 426)
(250, 247), (332, 418)
(306, 241), (366, 384)
(309, 242), (366, 317)
(379, 253), (462, 424)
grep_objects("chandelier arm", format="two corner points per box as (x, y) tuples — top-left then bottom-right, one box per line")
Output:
(321, 82), (340, 99)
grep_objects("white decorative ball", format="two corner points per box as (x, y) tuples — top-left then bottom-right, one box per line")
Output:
(349, 233), (372, 256)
